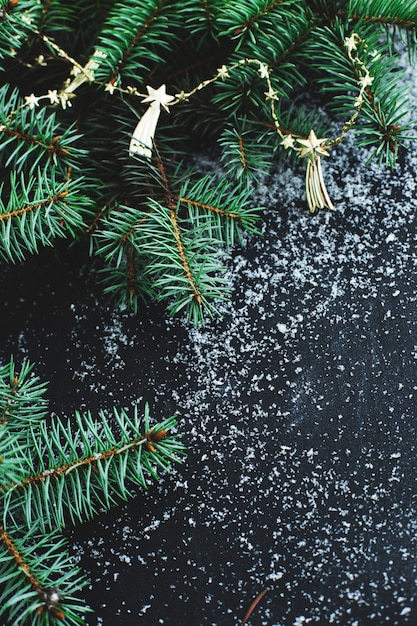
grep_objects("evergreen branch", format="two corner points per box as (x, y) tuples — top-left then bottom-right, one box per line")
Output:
(180, 196), (241, 218)
(0, 189), (67, 222)
(76, 0), (117, 37)
(35, 0), (77, 35)
(200, 0), (215, 25)
(0, 125), (68, 160)
(303, 20), (414, 165)
(217, 0), (296, 39)
(351, 14), (417, 28)
(38, 0), (53, 33)
(218, 117), (276, 181)
(152, 152), (207, 302)
(169, 207), (203, 304)
(269, 24), (313, 72)
(0, 525), (90, 626)
(0, 171), (94, 263)
(0, 429), (24, 488)
(93, 167), (254, 317)
(84, 195), (118, 236)
(0, 359), (49, 486)
(93, 150), (258, 318)
(178, 173), (261, 245)
(347, 0), (417, 58)
(138, 198), (229, 324)
(93, 0), (183, 83)
(212, 12), (310, 116)
(0, 525), (44, 597)
(0, 357), (185, 623)
(93, 204), (151, 265)
(0, 358), (48, 429)
(348, 0), (417, 29)
(99, 252), (156, 312)
(0, 86), (87, 177)
(3, 405), (185, 532)
(356, 94), (416, 166)
(0, 0), (41, 61)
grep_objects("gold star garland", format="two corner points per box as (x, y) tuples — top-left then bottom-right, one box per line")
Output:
(15, 24), (372, 214)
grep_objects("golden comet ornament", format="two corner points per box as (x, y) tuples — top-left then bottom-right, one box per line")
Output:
(296, 130), (334, 214)
(129, 85), (174, 158)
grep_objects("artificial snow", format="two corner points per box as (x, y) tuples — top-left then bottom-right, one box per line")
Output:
(1, 44), (417, 626)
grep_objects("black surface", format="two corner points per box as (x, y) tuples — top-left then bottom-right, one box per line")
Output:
(1, 136), (417, 626)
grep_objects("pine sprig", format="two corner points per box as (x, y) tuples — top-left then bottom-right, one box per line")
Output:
(34, 0), (77, 37)
(218, 118), (277, 181)
(0, 358), (186, 625)
(0, 525), (90, 626)
(4, 406), (185, 532)
(215, 0), (299, 42)
(0, 0), (41, 60)
(348, 0), (417, 30)
(99, 245), (155, 313)
(0, 358), (49, 428)
(138, 198), (229, 324)
(92, 0), (184, 85)
(1, 0), (417, 320)
(178, 173), (261, 242)
(92, 148), (262, 321)
(0, 170), (93, 263)
(0, 86), (85, 176)
(304, 20), (416, 166)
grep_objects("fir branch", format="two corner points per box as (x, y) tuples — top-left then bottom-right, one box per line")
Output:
(0, 0), (41, 60)
(99, 252), (156, 312)
(0, 356), (185, 623)
(35, 0), (77, 36)
(0, 430), (25, 488)
(3, 406), (185, 532)
(93, 0), (183, 84)
(212, 11), (311, 117)
(154, 158), (207, 282)
(0, 171), (94, 263)
(218, 117), (276, 181)
(178, 173), (261, 244)
(0, 189), (67, 222)
(84, 196), (116, 236)
(137, 198), (229, 324)
(0, 524), (44, 595)
(200, 0), (215, 25)
(348, 0), (417, 29)
(0, 85), (86, 177)
(0, 359), (48, 428)
(169, 207), (203, 304)
(93, 204), (150, 265)
(347, 0), (417, 59)
(0, 525), (90, 626)
(303, 20), (415, 165)
(217, 0), (295, 38)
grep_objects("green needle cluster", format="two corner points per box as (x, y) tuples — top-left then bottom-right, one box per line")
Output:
(0, 358), (185, 625)
(0, 0), (416, 324)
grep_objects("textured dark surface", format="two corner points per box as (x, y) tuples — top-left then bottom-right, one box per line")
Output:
(1, 74), (417, 626)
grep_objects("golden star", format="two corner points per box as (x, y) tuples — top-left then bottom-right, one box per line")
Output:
(296, 130), (329, 160)
(142, 85), (174, 112)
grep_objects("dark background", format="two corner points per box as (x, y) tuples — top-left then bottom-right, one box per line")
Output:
(1, 130), (417, 625)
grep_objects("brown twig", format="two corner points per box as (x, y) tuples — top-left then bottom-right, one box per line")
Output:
(0, 190), (68, 223)
(179, 196), (240, 220)
(0, 525), (41, 591)
(242, 588), (268, 624)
